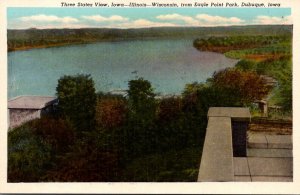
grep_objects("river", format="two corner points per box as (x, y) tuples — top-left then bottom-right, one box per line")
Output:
(8, 39), (238, 98)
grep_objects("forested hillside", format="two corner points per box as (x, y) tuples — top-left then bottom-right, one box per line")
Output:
(8, 25), (292, 51)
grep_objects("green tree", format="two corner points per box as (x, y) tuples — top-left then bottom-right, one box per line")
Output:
(127, 77), (156, 122)
(56, 74), (97, 131)
(123, 78), (157, 157)
(276, 66), (292, 111)
(211, 68), (272, 105)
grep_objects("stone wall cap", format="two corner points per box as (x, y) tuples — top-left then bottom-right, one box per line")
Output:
(8, 95), (57, 109)
(208, 107), (251, 122)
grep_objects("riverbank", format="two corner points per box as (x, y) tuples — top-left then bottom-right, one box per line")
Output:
(8, 25), (292, 52)
(193, 35), (291, 61)
(193, 34), (292, 114)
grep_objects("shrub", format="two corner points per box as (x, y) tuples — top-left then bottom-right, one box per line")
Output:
(158, 97), (182, 122)
(236, 60), (257, 71)
(95, 98), (127, 129)
(8, 125), (52, 182)
(44, 140), (121, 182)
(31, 117), (75, 153)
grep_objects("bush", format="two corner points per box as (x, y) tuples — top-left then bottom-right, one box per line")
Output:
(44, 138), (121, 182)
(30, 117), (75, 153)
(122, 147), (202, 182)
(8, 125), (52, 182)
(236, 60), (257, 71)
(158, 97), (182, 122)
(95, 98), (127, 129)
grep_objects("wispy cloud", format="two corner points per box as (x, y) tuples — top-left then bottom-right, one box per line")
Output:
(156, 13), (245, 26)
(156, 13), (199, 26)
(196, 14), (244, 25)
(253, 15), (292, 25)
(9, 13), (292, 29)
(82, 15), (129, 22)
(124, 19), (176, 28)
(19, 14), (79, 23)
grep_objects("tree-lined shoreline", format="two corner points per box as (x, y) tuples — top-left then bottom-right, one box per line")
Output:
(7, 25), (292, 52)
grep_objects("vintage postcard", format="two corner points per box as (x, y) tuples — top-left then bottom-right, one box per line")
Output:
(0, 0), (299, 193)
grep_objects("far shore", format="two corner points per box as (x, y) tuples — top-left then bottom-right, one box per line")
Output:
(8, 36), (197, 52)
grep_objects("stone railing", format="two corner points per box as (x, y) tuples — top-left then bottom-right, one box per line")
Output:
(198, 107), (251, 182)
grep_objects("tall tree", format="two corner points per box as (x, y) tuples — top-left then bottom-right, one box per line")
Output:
(127, 77), (156, 122)
(56, 74), (97, 131)
(124, 78), (157, 157)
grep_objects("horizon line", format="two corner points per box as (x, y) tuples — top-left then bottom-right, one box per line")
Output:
(7, 24), (293, 30)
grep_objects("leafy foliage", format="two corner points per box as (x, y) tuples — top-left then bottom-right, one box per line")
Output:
(211, 68), (272, 105)
(236, 59), (257, 71)
(30, 117), (75, 153)
(194, 35), (291, 54)
(127, 77), (156, 121)
(8, 125), (53, 182)
(235, 57), (292, 112)
(44, 137), (121, 182)
(122, 147), (202, 182)
(274, 65), (292, 111)
(158, 97), (182, 122)
(56, 74), (97, 131)
(95, 98), (127, 129)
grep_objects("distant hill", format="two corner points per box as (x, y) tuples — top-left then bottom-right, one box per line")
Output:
(7, 25), (292, 51)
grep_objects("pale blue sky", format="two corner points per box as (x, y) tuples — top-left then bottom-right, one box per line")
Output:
(7, 8), (292, 29)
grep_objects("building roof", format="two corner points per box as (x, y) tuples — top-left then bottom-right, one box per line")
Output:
(8, 96), (57, 109)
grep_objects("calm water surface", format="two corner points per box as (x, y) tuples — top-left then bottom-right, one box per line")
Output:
(8, 39), (238, 98)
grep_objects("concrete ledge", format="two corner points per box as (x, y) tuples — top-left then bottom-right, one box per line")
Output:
(247, 149), (293, 158)
(208, 107), (251, 122)
(198, 117), (234, 181)
(248, 134), (268, 149)
(248, 134), (292, 149)
(266, 135), (292, 149)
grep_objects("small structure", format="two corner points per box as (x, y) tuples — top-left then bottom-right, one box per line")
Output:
(261, 75), (278, 87)
(8, 96), (58, 129)
(254, 100), (268, 117)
